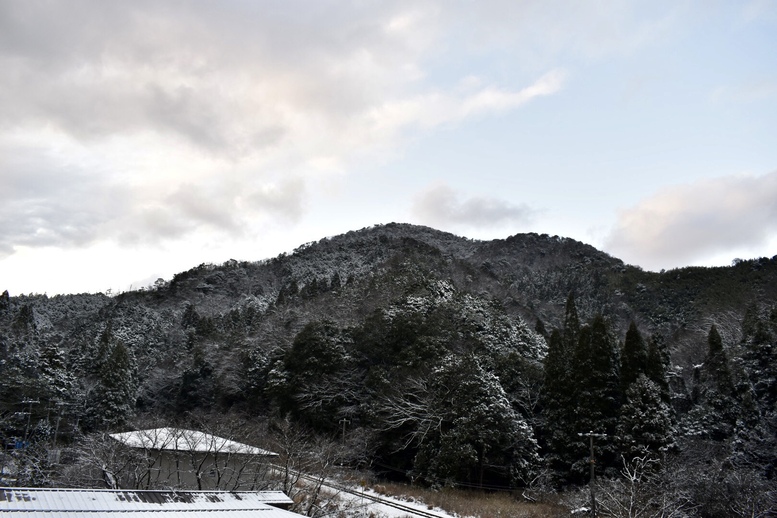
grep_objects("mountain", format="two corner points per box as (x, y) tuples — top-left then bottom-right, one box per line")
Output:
(1, 223), (776, 511)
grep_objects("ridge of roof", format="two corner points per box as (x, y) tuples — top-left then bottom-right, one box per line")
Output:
(1, 487), (297, 515)
(108, 427), (278, 456)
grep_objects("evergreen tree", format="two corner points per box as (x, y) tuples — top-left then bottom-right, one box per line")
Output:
(732, 305), (777, 477)
(741, 305), (776, 408)
(176, 343), (215, 412)
(741, 302), (761, 339)
(704, 325), (734, 396)
(38, 343), (76, 404)
(181, 303), (200, 330)
(331, 271), (342, 290)
(682, 325), (737, 440)
(534, 318), (548, 339)
(617, 375), (675, 460)
(616, 322), (674, 461)
(0, 289), (9, 313)
(541, 330), (576, 480)
(103, 341), (137, 426)
(88, 340), (137, 430)
(620, 321), (647, 393)
(414, 355), (539, 488)
(540, 294), (581, 482)
(13, 304), (36, 334)
(95, 323), (114, 372)
(645, 334), (671, 403)
(562, 293), (580, 352)
(571, 315), (621, 479)
(271, 320), (357, 431)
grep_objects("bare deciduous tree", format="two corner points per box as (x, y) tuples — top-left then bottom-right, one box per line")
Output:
(376, 375), (441, 451)
(266, 417), (357, 518)
(595, 453), (694, 518)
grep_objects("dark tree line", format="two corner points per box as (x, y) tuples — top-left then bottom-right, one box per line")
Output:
(1, 252), (776, 516)
(540, 295), (674, 485)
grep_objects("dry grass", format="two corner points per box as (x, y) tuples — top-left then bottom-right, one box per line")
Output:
(370, 481), (568, 518)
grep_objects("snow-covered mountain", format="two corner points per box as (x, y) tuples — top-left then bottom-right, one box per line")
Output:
(1, 223), (775, 513)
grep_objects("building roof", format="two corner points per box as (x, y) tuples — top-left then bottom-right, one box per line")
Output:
(0, 487), (298, 517)
(109, 428), (278, 456)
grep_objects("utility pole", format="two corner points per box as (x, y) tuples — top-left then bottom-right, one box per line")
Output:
(579, 432), (607, 517)
(20, 399), (40, 447)
(51, 400), (72, 456)
(339, 418), (350, 446)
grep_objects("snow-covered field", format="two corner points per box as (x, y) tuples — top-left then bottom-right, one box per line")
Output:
(335, 486), (459, 518)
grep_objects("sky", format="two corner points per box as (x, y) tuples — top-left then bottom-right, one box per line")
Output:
(1, 0), (776, 296)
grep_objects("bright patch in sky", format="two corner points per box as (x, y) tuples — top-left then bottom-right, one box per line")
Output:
(1, 1), (776, 295)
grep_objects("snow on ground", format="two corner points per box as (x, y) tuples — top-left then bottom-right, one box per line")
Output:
(334, 486), (461, 518)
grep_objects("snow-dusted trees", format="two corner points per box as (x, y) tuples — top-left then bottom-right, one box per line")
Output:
(269, 320), (359, 432)
(262, 288), (547, 490)
(731, 304), (777, 479)
(266, 416), (366, 517)
(620, 322), (648, 393)
(411, 355), (539, 488)
(542, 307), (675, 484)
(617, 375), (675, 461)
(540, 296), (622, 484)
(99, 340), (137, 428)
(682, 325), (737, 440)
(594, 453), (694, 518)
(540, 296), (580, 482)
(617, 324), (674, 461)
(38, 343), (76, 404)
(571, 314), (621, 477)
(86, 329), (138, 430)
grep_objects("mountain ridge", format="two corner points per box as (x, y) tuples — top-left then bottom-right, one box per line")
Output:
(1, 222), (776, 503)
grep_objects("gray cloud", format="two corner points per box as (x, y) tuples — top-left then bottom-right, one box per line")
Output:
(605, 171), (777, 270)
(0, 144), (130, 255)
(129, 177), (306, 242)
(0, 1), (571, 257)
(115, 177), (307, 246)
(246, 178), (306, 223)
(0, 1), (431, 155)
(0, 1), (572, 157)
(0, 139), (310, 254)
(412, 184), (536, 230)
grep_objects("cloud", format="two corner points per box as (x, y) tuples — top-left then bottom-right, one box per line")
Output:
(412, 184), (536, 231)
(0, 2), (568, 159)
(0, 1), (440, 157)
(0, 142), (130, 254)
(0, 1), (571, 257)
(0, 135), (309, 254)
(246, 178), (306, 222)
(605, 171), (777, 270)
(373, 69), (565, 127)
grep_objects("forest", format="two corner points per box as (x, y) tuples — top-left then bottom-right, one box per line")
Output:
(1, 223), (775, 516)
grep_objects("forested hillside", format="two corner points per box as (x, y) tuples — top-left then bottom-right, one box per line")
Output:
(1, 223), (776, 515)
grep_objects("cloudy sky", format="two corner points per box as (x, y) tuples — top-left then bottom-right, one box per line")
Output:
(1, 0), (776, 295)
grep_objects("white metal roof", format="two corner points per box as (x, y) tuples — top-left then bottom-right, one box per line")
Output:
(109, 428), (278, 456)
(1, 487), (298, 516)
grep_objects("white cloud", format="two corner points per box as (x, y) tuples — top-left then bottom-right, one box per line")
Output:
(412, 184), (536, 232)
(0, 1), (568, 259)
(357, 69), (566, 148)
(605, 171), (777, 270)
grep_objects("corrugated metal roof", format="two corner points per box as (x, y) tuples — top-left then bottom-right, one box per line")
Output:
(1, 488), (299, 516)
(109, 428), (278, 456)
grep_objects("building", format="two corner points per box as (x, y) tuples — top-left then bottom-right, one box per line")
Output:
(0, 487), (299, 517)
(108, 427), (278, 491)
